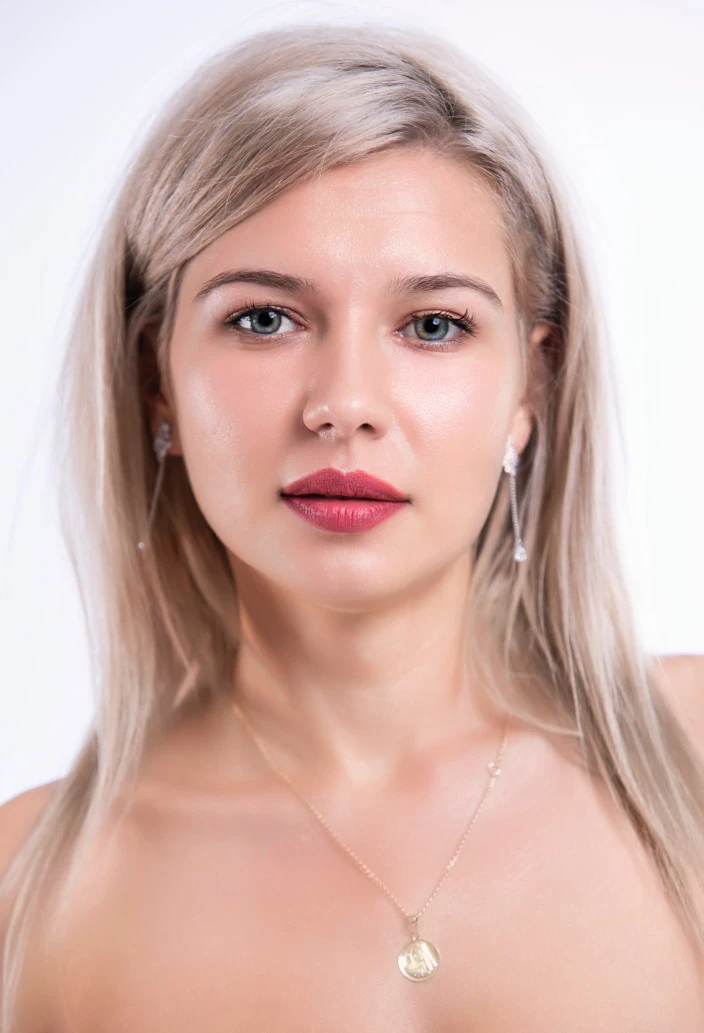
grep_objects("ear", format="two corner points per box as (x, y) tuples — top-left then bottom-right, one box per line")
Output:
(139, 323), (183, 456)
(509, 321), (552, 454)
(528, 320), (553, 359)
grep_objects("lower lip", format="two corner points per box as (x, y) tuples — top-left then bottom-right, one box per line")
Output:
(282, 495), (408, 533)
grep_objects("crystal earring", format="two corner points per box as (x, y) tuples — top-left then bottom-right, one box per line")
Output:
(137, 419), (172, 551)
(502, 434), (527, 563)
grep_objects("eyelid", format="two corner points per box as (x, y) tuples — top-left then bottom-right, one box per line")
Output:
(221, 300), (479, 339)
(222, 299), (301, 332)
(405, 307), (478, 334)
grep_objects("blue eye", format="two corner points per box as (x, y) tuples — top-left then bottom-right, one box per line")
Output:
(222, 303), (478, 350)
(224, 306), (297, 336)
(402, 310), (478, 350)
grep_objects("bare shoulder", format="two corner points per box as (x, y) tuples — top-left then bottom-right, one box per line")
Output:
(0, 782), (64, 1029)
(0, 780), (62, 883)
(652, 654), (704, 756)
(0, 779), (63, 927)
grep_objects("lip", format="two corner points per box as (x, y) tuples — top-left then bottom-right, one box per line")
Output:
(280, 467), (410, 502)
(282, 496), (407, 533)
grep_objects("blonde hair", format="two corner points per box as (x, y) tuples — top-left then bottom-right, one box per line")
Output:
(3, 21), (704, 1028)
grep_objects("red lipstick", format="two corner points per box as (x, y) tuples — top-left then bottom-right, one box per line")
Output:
(280, 467), (410, 533)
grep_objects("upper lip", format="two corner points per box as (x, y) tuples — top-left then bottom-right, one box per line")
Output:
(281, 467), (410, 502)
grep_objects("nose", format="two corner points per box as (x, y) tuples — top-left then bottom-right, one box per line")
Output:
(300, 317), (395, 443)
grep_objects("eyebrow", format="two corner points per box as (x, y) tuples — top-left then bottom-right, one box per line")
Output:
(192, 268), (503, 311)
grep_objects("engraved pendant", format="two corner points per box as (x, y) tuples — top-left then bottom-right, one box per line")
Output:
(397, 918), (440, 981)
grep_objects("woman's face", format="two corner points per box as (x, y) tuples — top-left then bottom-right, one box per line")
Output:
(159, 146), (544, 609)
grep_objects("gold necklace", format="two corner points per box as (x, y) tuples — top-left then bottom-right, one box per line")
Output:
(231, 698), (510, 982)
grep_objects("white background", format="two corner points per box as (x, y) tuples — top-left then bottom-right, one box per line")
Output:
(1, 0), (702, 803)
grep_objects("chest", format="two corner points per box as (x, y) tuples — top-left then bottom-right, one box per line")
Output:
(45, 750), (704, 1033)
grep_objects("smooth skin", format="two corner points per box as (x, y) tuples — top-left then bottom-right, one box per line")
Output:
(2, 147), (704, 1031)
(160, 145), (546, 795)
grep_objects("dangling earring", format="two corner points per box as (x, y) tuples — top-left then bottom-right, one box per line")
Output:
(502, 434), (527, 563)
(137, 419), (172, 551)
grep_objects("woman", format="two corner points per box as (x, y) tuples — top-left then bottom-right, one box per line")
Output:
(1, 21), (703, 1031)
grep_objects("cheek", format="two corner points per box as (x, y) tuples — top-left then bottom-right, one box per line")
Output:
(406, 357), (515, 505)
(171, 353), (285, 534)
(169, 337), (518, 561)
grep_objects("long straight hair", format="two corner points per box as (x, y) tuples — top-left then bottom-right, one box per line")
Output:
(3, 22), (704, 1029)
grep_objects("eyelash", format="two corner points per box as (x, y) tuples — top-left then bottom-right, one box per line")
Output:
(221, 299), (479, 351)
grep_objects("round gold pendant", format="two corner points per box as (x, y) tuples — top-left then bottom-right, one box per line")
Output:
(398, 936), (440, 981)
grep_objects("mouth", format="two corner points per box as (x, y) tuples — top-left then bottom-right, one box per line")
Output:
(280, 467), (410, 503)
(282, 493), (380, 501)
(281, 490), (408, 533)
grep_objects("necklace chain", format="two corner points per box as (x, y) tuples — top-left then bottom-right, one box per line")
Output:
(231, 698), (511, 927)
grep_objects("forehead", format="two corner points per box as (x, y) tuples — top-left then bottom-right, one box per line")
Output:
(180, 146), (513, 312)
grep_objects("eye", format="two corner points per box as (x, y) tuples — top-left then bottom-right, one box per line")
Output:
(401, 310), (478, 350)
(223, 304), (297, 337)
(222, 303), (478, 350)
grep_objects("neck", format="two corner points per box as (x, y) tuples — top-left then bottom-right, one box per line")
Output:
(227, 554), (507, 794)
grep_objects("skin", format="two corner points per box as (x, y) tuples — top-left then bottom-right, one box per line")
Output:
(147, 144), (551, 804)
(4, 147), (704, 1031)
